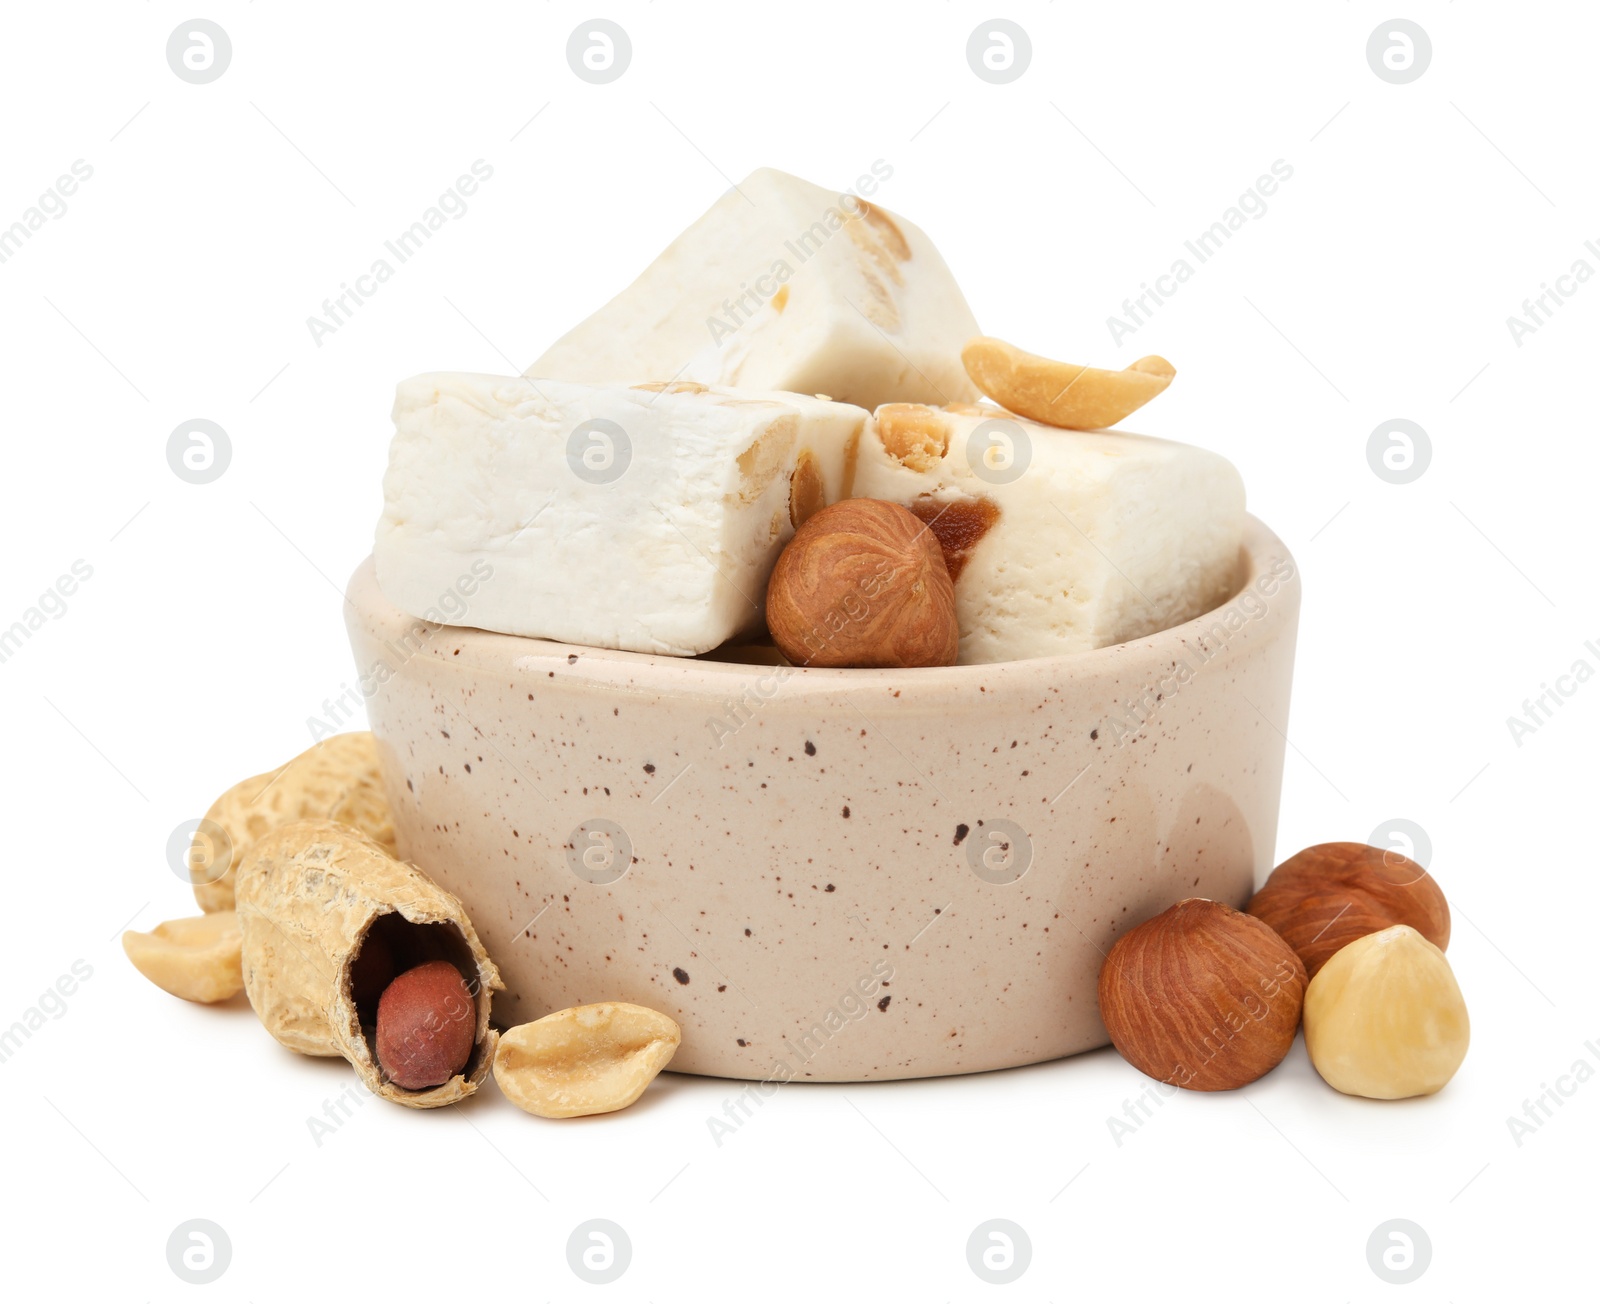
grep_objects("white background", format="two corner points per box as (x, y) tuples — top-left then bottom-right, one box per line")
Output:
(1, 2), (1594, 1298)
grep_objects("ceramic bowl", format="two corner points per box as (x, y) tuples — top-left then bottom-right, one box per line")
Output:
(344, 515), (1300, 1081)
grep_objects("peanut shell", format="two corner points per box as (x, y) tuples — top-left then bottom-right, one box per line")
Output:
(235, 818), (501, 1108)
(191, 732), (397, 913)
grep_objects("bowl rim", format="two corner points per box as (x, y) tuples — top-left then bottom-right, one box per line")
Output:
(346, 513), (1298, 696)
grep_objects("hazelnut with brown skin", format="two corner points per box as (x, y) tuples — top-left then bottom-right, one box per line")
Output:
(1246, 842), (1450, 978)
(765, 498), (959, 669)
(1097, 898), (1307, 1091)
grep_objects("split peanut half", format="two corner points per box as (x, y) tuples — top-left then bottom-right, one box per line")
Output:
(123, 912), (245, 1004)
(961, 336), (1175, 430)
(494, 1002), (681, 1118)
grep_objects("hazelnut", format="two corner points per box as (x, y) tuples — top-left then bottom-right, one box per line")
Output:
(1097, 898), (1307, 1091)
(765, 498), (959, 669)
(1303, 925), (1469, 1099)
(1246, 842), (1450, 978)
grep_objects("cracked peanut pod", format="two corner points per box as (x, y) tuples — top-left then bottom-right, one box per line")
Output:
(235, 819), (502, 1108)
(191, 732), (397, 913)
(122, 912), (244, 1004)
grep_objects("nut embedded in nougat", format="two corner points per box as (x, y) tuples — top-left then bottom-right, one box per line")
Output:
(375, 373), (868, 657)
(849, 402), (1247, 664)
(764, 498), (959, 669)
(875, 404), (951, 472)
(526, 168), (979, 409)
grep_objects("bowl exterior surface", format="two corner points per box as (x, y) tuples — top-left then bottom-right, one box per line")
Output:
(344, 517), (1300, 1080)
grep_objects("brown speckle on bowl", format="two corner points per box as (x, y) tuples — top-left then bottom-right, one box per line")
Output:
(343, 515), (1300, 1081)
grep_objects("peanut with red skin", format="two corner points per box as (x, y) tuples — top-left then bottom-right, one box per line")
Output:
(375, 961), (475, 1089)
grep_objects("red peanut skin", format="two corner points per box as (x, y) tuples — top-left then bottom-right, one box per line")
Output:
(375, 961), (476, 1089)
(1247, 842), (1450, 978)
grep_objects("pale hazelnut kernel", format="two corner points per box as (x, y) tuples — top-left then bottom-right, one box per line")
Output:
(1303, 925), (1469, 1100)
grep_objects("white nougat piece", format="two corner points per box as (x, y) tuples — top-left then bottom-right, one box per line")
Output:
(528, 168), (980, 410)
(851, 404), (1247, 664)
(375, 374), (868, 656)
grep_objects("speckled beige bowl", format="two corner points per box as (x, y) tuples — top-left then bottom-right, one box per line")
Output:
(344, 515), (1299, 1081)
